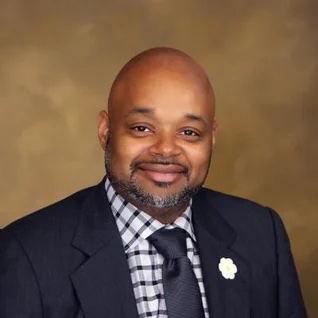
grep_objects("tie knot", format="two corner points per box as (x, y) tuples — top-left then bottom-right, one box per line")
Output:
(148, 228), (188, 260)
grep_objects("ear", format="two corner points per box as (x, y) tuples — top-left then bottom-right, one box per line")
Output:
(98, 110), (109, 151)
(212, 119), (218, 149)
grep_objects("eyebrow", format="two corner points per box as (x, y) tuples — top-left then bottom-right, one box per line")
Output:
(125, 107), (155, 117)
(184, 113), (207, 126)
(125, 107), (208, 126)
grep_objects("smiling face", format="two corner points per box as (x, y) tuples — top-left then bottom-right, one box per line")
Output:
(98, 48), (217, 222)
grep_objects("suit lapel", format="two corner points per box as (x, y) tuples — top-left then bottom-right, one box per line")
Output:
(69, 181), (251, 318)
(70, 181), (139, 318)
(193, 190), (251, 318)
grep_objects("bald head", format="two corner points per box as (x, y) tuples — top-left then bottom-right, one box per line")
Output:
(108, 47), (215, 119)
(98, 47), (217, 221)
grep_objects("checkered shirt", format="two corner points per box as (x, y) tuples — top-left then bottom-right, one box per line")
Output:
(105, 178), (210, 318)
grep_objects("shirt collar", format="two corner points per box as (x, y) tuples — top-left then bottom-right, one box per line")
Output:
(105, 177), (197, 251)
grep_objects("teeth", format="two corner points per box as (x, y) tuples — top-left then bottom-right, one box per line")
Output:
(139, 169), (184, 183)
(137, 163), (185, 174)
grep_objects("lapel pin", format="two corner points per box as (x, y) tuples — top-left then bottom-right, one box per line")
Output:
(218, 257), (237, 279)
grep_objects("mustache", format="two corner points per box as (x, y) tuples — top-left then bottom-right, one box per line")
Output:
(130, 159), (189, 174)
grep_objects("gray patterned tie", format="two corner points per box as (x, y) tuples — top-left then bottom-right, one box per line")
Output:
(148, 228), (205, 318)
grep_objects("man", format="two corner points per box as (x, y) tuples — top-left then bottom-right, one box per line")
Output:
(0, 47), (307, 318)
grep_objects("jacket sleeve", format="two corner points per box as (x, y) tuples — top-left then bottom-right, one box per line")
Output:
(0, 228), (43, 318)
(269, 208), (307, 318)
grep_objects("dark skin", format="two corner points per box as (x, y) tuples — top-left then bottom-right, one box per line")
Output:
(98, 47), (217, 224)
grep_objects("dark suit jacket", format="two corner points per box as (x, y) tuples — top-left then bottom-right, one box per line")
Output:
(0, 180), (307, 318)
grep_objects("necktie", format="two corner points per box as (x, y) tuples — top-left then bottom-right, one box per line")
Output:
(148, 228), (205, 318)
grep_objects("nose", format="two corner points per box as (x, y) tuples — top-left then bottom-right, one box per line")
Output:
(149, 132), (181, 158)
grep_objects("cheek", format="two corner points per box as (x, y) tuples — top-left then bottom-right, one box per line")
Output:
(187, 144), (212, 177)
(108, 139), (148, 174)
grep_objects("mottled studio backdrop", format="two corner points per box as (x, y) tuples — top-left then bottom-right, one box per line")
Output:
(0, 0), (317, 315)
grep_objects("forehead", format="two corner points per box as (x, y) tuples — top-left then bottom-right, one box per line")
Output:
(111, 68), (215, 124)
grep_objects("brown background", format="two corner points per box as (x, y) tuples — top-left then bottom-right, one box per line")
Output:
(0, 0), (317, 315)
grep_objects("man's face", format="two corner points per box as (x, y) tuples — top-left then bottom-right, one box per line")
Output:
(101, 70), (216, 211)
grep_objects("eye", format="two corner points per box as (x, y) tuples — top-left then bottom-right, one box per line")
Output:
(178, 128), (202, 141)
(132, 126), (151, 132)
(129, 125), (154, 137)
(181, 129), (199, 137)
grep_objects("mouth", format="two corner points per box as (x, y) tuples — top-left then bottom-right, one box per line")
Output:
(133, 163), (188, 184)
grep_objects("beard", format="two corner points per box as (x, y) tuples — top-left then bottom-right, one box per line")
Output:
(104, 139), (207, 209)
